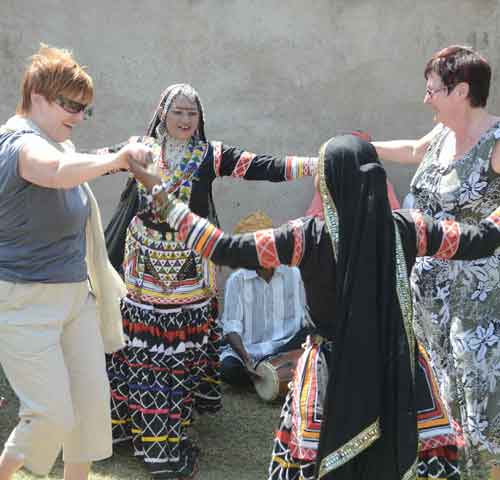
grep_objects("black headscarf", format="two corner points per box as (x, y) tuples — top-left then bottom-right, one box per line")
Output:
(315, 135), (417, 479)
(145, 83), (207, 141)
(105, 83), (212, 274)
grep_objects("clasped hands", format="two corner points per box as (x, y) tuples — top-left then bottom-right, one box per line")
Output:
(123, 145), (162, 192)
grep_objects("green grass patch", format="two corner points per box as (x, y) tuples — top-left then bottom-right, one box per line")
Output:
(0, 366), (281, 479)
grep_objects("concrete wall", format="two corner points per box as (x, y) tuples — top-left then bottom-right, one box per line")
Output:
(2, 0), (500, 228)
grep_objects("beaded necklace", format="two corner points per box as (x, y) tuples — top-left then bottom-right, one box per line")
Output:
(153, 125), (207, 204)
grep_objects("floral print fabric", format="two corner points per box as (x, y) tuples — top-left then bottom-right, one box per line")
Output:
(410, 121), (500, 479)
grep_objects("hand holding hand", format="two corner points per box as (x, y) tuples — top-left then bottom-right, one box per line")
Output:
(114, 143), (154, 172)
(127, 154), (163, 191)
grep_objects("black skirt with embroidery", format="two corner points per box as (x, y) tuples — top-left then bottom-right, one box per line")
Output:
(107, 296), (221, 479)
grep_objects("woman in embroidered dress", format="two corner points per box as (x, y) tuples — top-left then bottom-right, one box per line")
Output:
(100, 84), (317, 479)
(373, 45), (500, 479)
(128, 134), (500, 480)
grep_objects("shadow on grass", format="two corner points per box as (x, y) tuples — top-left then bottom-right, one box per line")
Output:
(0, 366), (281, 479)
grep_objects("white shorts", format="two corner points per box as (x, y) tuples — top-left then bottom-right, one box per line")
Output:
(0, 280), (112, 475)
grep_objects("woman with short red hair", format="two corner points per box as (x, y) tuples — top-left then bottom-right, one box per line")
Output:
(0, 45), (150, 480)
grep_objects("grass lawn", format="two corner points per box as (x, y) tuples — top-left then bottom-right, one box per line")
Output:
(0, 366), (281, 479)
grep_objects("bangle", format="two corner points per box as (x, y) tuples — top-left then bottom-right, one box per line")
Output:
(149, 183), (175, 219)
(144, 183), (164, 206)
(151, 183), (163, 197)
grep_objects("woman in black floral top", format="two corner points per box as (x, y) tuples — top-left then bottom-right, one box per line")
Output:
(373, 46), (500, 480)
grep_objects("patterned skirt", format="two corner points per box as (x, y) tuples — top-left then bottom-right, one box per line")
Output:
(107, 295), (222, 479)
(268, 339), (461, 480)
(416, 345), (462, 479)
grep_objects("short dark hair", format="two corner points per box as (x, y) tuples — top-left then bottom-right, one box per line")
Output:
(424, 45), (491, 108)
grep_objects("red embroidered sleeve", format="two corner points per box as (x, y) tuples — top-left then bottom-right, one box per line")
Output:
(409, 210), (428, 256)
(212, 141), (223, 177)
(231, 151), (256, 178)
(254, 229), (281, 268)
(435, 220), (461, 259)
(288, 219), (305, 266)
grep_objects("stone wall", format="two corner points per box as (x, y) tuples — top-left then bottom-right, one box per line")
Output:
(1, 0), (499, 233)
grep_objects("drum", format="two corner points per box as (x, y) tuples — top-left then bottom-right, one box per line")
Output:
(254, 349), (303, 402)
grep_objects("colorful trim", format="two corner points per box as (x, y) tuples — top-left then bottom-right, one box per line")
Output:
(269, 390), (316, 479)
(254, 229), (281, 268)
(318, 419), (381, 478)
(128, 291), (212, 305)
(188, 220), (223, 259)
(417, 345), (461, 450)
(417, 346), (450, 424)
(158, 140), (207, 204)
(94, 147), (110, 155)
(271, 455), (300, 470)
(172, 209), (223, 259)
(152, 197), (224, 260)
(410, 210), (428, 256)
(212, 141), (223, 177)
(136, 138), (207, 217)
(318, 145), (339, 260)
(285, 156), (318, 180)
(177, 212), (196, 242)
(123, 216), (217, 304)
(231, 151), (256, 178)
(419, 433), (461, 452)
(402, 460), (418, 480)
(164, 199), (190, 229)
(394, 224), (416, 378)
(107, 297), (221, 478)
(288, 219), (305, 266)
(290, 340), (327, 461)
(435, 220), (460, 259)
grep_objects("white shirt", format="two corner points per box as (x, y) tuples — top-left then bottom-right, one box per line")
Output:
(220, 265), (307, 362)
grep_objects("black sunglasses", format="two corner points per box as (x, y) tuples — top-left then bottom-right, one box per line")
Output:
(55, 95), (93, 119)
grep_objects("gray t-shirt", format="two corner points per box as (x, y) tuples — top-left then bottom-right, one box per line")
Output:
(0, 129), (89, 283)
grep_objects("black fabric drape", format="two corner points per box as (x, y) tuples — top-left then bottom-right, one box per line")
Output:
(315, 136), (417, 479)
(104, 178), (139, 275)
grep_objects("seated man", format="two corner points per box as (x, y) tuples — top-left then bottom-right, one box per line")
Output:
(220, 211), (312, 387)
